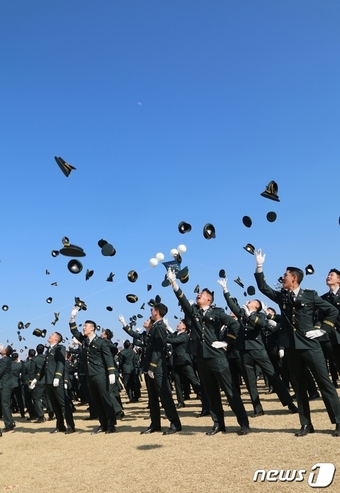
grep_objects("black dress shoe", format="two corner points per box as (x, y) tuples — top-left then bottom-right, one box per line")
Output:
(196, 410), (210, 418)
(50, 428), (66, 434)
(84, 415), (98, 420)
(294, 424), (315, 437)
(308, 392), (320, 401)
(163, 424), (182, 435)
(265, 387), (273, 394)
(105, 427), (116, 434)
(116, 411), (125, 420)
(238, 426), (251, 436)
(2, 425), (15, 432)
(176, 403), (185, 409)
(65, 428), (76, 434)
(250, 411), (264, 418)
(333, 424), (340, 437)
(140, 427), (161, 435)
(35, 417), (46, 423)
(206, 424), (225, 436)
(91, 426), (106, 435)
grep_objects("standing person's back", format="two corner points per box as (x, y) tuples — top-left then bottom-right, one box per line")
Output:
(10, 353), (25, 418)
(0, 344), (15, 432)
(119, 341), (138, 403)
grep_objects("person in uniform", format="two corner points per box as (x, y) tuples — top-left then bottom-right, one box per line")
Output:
(167, 268), (250, 436)
(69, 306), (117, 434)
(217, 278), (298, 417)
(22, 349), (38, 421)
(118, 340), (138, 403)
(10, 352), (25, 418)
(100, 329), (124, 420)
(0, 345), (15, 432)
(30, 332), (75, 434)
(31, 344), (48, 423)
(119, 303), (182, 435)
(254, 249), (340, 436)
(319, 268), (340, 378)
(166, 319), (206, 411)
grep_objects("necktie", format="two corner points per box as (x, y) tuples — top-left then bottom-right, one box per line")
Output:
(329, 292), (335, 303)
(289, 291), (296, 304)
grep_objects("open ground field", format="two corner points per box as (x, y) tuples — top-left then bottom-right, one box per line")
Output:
(1, 381), (340, 493)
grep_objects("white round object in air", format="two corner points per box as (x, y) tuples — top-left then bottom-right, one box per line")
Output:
(149, 258), (159, 267)
(177, 244), (187, 254)
(155, 252), (165, 261)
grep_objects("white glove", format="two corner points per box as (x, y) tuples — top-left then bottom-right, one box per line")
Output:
(255, 249), (266, 272)
(74, 372), (79, 379)
(64, 383), (68, 389)
(305, 329), (326, 339)
(211, 341), (228, 348)
(118, 314), (126, 326)
(29, 378), (37, 390)
(278, 349), (284, 358)
(267, 319), (277, 328)
(166, 268), (176, 283)
(217, 278), (228, 292)
(109, 374), (116, 385)
(147, 370), (155, 379)
(242, 305), (251, 317)
(261, 301), (268, 313)
(70, 305), (80, 322)
(53, 378), (59, 387)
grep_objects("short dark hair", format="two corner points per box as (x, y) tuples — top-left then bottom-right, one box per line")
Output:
(202, 288), (214, 303)
(153, 303), (168, 318)
(6, 346), (13, 357)
(180, 319), (190, 334)
(268, 307), (277, 315)
(103, 328), (113, 340)
(84, 320), (97, 331)
(329, 268), (340, 277)
(12, 352), (19, 360)
(28, 349), (36, 358)
(255, 300), (263, 312)
(36, 344), (45, 354)
(123, 340), (131, 349)
(286, 267), (304, 285)
(54, 332), (63, 343)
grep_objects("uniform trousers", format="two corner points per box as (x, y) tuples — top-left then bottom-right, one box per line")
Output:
(240, 349), (294, 414)
(11, 385), (25, 417)
(87, 374), (116, 429)
(286, 346), (340, 426)
(145, 370), (181, 430)
(32, 383), (45, 418)
(0, 388), (14, 428)
(45, 383), (75, 431)
(173, 362), (202, 406)
(197, 355), (249, 428)
(24, 385), (37, 419)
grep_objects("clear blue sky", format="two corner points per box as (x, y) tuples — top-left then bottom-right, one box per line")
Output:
(1, 1), (340, 352)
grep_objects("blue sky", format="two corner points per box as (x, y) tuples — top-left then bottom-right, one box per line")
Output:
(1, 1), (340, 351)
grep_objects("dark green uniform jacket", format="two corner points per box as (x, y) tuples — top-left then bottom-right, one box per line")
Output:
(255, 271), (337, 350)
(175, 288), (239, 358)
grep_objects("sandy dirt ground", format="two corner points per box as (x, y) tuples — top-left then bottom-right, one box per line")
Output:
(0, 381), (339, 493)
